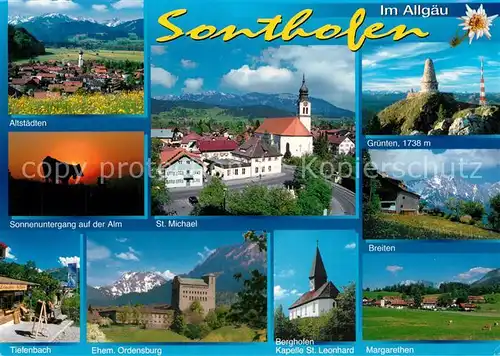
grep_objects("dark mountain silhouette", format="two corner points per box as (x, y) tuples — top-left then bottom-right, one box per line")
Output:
(8, 24), (45, 61)
(471, 269), (500, 287)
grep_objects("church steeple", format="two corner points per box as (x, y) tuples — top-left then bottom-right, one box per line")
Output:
(299, 74), (309, 101)
(309, 241), (327, 291)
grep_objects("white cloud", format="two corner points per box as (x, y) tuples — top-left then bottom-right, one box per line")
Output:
(276, 269), (295, 278)
(386, 265), (403, 273)
(23, 0), (79, 10)
(87, 240), (111, 261)
(151, 46), (166, 55)
(369, 149), (500, 179)
(181, 59), (197, 69)
(116, 238), (128, 243)
(59, 256), (80, 269)
(182, 78), (203, 94)
(115, 247), (140, 261)
(345, 243), (356, 249)
(157, 270), (176, 280)
(363, 43), (447, 69)
(457, 267), (494, 280)
(92, 4), (108, 12)
(198, 246), (216, 263)
(274, 285), (300, 300)
(5, 247), (16, 260)
(221, 45), (355, 110)
(151, 66), (177, 88)
(111, 0), (143, 10)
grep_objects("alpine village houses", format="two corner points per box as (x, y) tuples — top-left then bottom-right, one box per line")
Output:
(8, 51), (143, 99)
(363, 295), (485, 312)
(153, 76), (355, 189)
(288, 242), (340, 320)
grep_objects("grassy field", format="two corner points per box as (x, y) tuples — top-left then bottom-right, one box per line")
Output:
(99, 325), (263, 343)
(101, 326), (191, 342)
(363, 291), (401, 299)
(363, 307), (500, 340)
(14, 47), (143, 64)
(8, 91), (144, 115)
(364, 214), (500, 239)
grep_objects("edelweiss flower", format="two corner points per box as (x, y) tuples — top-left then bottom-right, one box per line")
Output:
(459, 4), (498, 43)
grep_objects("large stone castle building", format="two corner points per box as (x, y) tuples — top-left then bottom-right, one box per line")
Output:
(407, 58), (439, 98)
(171, 274), (216, 315)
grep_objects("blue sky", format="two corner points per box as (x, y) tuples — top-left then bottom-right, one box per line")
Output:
(273, 230), (357, 315)
(151, 42), (355, 111)
(368, 149), (500, 183)
(8, 0), (143, 21)
(86, 231), (251, 287)
(363, 42), (500, 93)
(0, 231), (80, 271)
(364, 253), (500, 290)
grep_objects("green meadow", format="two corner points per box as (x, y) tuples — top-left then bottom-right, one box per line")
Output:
(14, 47), (143, 64)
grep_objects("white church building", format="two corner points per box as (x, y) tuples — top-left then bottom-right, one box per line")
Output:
(255, 75), (313, 157)
(288, 242), (340, 320)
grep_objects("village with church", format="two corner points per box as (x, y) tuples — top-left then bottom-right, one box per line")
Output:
(8, 50), (144, 99)
(152, 76), (356, 216)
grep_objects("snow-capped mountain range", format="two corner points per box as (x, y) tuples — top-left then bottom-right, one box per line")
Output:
(8, 13), (143, 43)
(8, 13), (124, 27)
(405, 175), (500, 208)
(98, 272), (168, 298)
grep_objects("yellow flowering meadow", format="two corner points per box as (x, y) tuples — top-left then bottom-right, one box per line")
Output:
(8, 91), (144, 115)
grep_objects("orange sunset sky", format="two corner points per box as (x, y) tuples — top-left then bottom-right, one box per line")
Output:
(9, 132), (145, 183)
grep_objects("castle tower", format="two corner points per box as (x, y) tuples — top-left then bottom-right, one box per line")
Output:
(78, 50), (84, 68)
(309, 241), (327, 291)
(420, 58), (439, 93)
(480, 58), (487, 106)
(297, 74), (311, 132)
(202, 273), (216, 312)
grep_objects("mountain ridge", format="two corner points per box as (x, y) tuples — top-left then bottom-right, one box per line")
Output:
(154, 91), (354, 118)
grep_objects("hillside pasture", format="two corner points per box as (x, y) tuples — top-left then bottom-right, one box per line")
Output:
(364, 214), (500, 239)
(363, 307), (500, 340)
(100, 325), (191, 342)
(13, 47), (143, 64)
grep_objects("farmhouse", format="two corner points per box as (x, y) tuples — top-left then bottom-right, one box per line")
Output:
(152, 128), (182, 146)
(159, 148), (203, 188)
(459, 303), (477, 311)
(468, 296), (485, 303)
(180, 132), (203, 152)
(171, 274), (216, 316)
(197, 138), (239, 162)
(328, 135), (355, 155)
(289, 242), (340, 320)
(421, 297), (438, 310)
(255, 76), (313, 157)
(376, 172), (421, 214)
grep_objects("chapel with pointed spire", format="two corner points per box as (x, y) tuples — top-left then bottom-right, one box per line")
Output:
(288, 241), (340, 320)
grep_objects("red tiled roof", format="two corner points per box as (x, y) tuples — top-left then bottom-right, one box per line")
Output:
(198, 139), (238, 152)
(255, 117), (311, 136)
(389, 299), (407, 306)
(468, 296), (485, 301)
(459, 303), (476, 308)
(160, 148), (201, 166)
(181, 132), (202, 144)
(289, 281), (339, 310)
(423, 297), (438, 304)
(328, 135), (348, 145)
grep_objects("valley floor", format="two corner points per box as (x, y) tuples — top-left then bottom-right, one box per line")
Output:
(364, 214), (500, 239)
(363, 307), (500, 340)
(13, 48), (144, 64)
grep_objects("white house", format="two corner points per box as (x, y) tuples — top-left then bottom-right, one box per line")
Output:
(255, 75), (313, 157)
(328, 135), (355, 155)
(197, 138), (239, 162)
(208, 136), (283, 181)
(289, 242), (340, 320)
(421, 298), (438, 310)
(159, 148), (203, 188)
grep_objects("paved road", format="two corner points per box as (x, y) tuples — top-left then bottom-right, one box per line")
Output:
(330, 183), (356, 216)
(164, 166), (356, 216)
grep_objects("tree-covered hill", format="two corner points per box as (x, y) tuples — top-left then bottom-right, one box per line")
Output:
(8, 25), (45, 61)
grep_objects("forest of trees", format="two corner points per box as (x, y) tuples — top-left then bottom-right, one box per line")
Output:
(8, 25), (46, 61)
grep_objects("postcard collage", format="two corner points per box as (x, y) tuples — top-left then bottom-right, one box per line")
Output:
(1, 0), (500, 355)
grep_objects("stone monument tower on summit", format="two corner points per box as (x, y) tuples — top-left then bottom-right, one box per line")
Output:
(420, 58), (439, 93)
